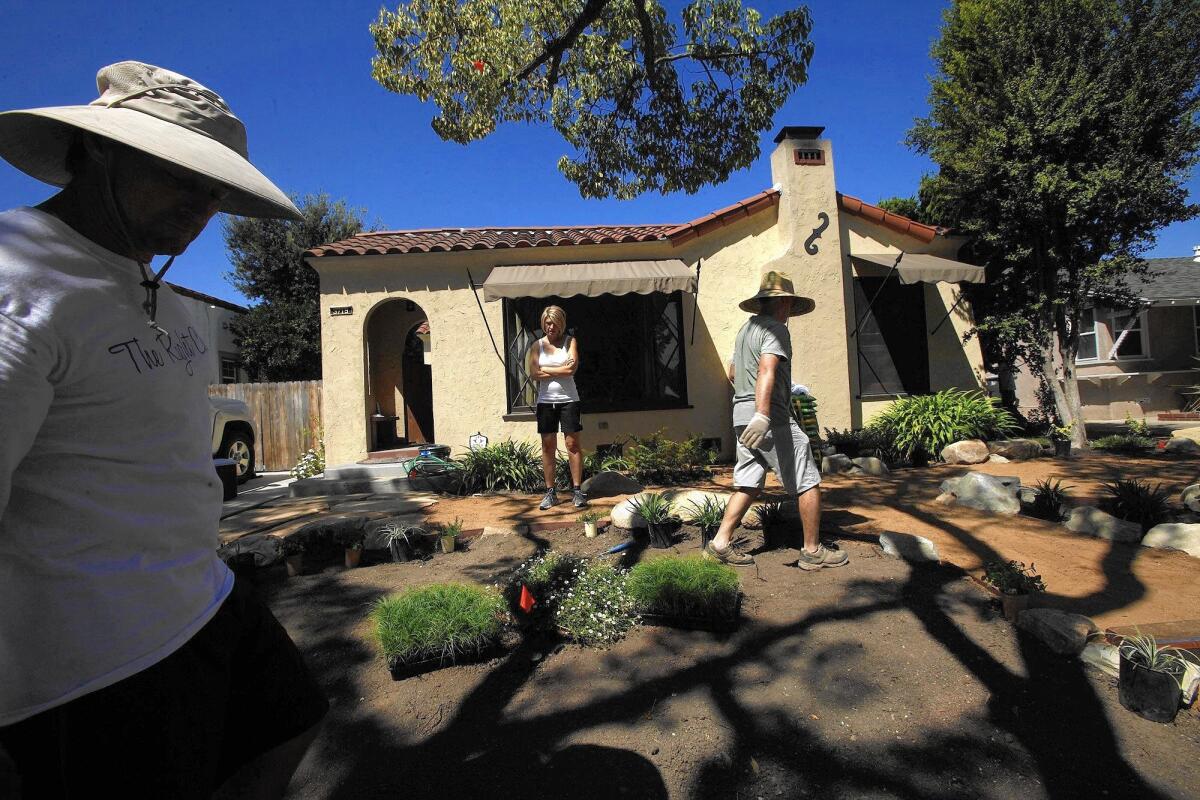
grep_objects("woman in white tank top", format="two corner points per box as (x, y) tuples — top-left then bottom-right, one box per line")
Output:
(527, 305), (587, 510)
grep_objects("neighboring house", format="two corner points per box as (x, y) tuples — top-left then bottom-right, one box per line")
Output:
(166, 282), (248, 386)
(306, 126), (988, 467)
(1012, 249), (1200, 421)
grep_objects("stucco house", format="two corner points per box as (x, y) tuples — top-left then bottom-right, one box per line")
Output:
(167, 282), (248, 385)
(306, 126), (988, 468)
(1011, 250), (1200, 421)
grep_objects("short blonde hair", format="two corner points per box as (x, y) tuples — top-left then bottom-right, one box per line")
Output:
(540, 305), (567, 332)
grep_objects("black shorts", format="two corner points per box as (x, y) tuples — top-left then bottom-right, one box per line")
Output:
(0, 577), (328, 798)
(536, 401), (583, 434)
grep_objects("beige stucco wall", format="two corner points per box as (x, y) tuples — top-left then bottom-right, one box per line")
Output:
(311, 132), (987, 465)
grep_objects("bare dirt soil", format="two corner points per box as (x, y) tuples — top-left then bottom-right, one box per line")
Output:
(256, 451), (1200, 799)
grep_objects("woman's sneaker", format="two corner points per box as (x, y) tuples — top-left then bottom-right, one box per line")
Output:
(572, 488), (588, 508)
(703, 541), (754, 566)
(539, 488), (560, 510)
(796, 544), (849, 570)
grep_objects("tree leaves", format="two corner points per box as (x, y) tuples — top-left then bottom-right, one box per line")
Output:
(223, 194), (371, 381)
(369, 0), (814, 198)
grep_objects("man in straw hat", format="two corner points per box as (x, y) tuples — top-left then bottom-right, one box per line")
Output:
(0, 63), (326, 796)
(703, 271), (849, 570)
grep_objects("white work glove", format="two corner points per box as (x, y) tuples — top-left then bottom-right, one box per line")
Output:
(739, 413), (771, 449)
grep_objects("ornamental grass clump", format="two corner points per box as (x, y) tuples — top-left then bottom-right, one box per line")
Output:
(869, 389), (1019, 459)
(1091, 434), (1154, 454)
(1101, 479), (1171, 533)
(555, 559), (637, 646)
(627, 556), (740, 622)
(455, 440), (543, 494)
(371, 583), (506, 666)
(1024, 478), (1073, 522)
(629, 491), (679, 548)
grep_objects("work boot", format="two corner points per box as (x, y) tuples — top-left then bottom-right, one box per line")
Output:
(572, 488), (588, 508)
(539, 488), (560, 510)
(796, 543), (849, 571)
(703, 541), (754, 566)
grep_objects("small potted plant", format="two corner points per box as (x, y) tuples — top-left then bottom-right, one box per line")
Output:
(440, 518), (463, 554)
(1049, 423), (1074, 458)
(981, 560), (1045, 622)
(686, 495), (728, 549)
(279, 533), (307, 578)
(578, 509), (603, 538)
(629, 492), (679, 549)
(378, 522), (422, 563)
(753, 501), (789, 550)
(1117, 632), (1195, 723)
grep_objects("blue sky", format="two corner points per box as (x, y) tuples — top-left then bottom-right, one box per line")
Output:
(3, 0), (1197, 305)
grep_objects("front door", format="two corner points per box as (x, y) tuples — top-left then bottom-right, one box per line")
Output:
(402, 325), (434, 444)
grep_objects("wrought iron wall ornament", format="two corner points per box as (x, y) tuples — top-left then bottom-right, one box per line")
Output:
(803, 211), (829, 255)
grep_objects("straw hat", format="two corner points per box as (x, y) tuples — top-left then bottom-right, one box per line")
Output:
(0, 61), (299, 220)
(738, 270), (815, 316)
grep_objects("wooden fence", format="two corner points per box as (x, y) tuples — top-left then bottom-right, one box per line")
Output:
(209, 381), (323, 472)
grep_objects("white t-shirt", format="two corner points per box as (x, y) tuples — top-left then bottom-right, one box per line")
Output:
(0, 208), (232, 725)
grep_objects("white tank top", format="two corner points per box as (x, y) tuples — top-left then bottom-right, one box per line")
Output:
(537, 335), (579, 403)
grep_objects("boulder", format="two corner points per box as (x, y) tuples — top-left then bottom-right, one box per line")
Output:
(665, 489), (731, 521)
(850, 456), (890, 476)
(1171, 426), (1200, 444)
(1015, 609), (1097, 656)
(581, 470), (644, 498)
(1141, 523), (1200, 558)
(987, 439), (1044, 461)
(1182, 484), (1200, 513)
(878, 531), (940, 562)
(218, 533), (283, 566)
(1080, 642), (1120, 678)
(940, 439), (990, 465)
(1063, 506), (1142, 543)
(938, 473), (1021, 515)
(1165, 437), (1200, 455)
(821, 454), (855, 475)
(987, 454), (1010, 463)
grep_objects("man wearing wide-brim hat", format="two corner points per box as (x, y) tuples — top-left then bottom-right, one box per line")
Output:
(0, 62), (326, 797)
(703, 270), (849, 570)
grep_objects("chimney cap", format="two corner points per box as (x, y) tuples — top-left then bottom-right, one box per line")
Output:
(774, 126), (825, 143)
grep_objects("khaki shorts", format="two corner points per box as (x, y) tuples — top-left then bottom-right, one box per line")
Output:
(733, 418), (821, 496)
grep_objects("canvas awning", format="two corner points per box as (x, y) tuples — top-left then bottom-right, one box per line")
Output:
(479, 259), (696, 301)
(851, 252), (985, 284)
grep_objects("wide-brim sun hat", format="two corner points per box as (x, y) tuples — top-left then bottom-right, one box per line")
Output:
(738, 270), (816, 316)
(0, 61), (299, 220)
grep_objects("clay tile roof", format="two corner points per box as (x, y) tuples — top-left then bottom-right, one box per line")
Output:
(305, 188), (782, 258)
(836, 193), (948, 244)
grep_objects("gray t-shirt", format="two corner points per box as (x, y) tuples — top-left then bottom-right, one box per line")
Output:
(731, 314), (792, 426)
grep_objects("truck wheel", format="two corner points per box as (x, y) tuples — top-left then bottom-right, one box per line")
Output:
(221, 431), (256, 483)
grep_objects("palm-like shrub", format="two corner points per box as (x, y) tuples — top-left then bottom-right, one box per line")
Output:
(1101, 479), (1170, 533)
(621, 431), (715, 485)
(455, 440), (543, 494)
(372, 583), (506, 666)
(869, 389), (1019, 458)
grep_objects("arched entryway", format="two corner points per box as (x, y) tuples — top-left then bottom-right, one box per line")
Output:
(365, 299), (434, 451)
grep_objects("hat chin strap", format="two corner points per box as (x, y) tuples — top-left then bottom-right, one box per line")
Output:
(97, 145), (178, 336)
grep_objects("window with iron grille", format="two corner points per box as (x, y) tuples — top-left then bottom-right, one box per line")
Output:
(503, 292), (689, 413)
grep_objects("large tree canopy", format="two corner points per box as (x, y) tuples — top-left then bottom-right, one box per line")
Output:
(224, 194), (370, 382)
(909, 0), (1200, 444)
(370, 0), (814, 199)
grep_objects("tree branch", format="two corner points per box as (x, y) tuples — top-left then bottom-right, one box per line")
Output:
(514, 0), (610, 84)
(656, 48), (786, 64)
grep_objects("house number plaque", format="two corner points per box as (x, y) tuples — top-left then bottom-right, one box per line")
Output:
(329, 306), (354, 316)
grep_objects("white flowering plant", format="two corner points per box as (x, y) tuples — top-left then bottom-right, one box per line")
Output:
(504, 551), (636, 646)
(290, 433), (326, 479)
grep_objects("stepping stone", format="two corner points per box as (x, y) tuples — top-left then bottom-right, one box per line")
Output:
(878, 531), (940, 562)
(1016, 609), (1097, 655)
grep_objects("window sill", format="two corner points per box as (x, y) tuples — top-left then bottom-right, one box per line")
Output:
(504, 404), (694, 421)
(858, 392), (908, 400)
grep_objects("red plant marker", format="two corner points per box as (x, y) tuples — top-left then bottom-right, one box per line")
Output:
(472, 59), (486, 72)
(518, 584), (536, 613)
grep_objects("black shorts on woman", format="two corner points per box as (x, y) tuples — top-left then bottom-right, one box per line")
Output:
(536, 400), (582, 434)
